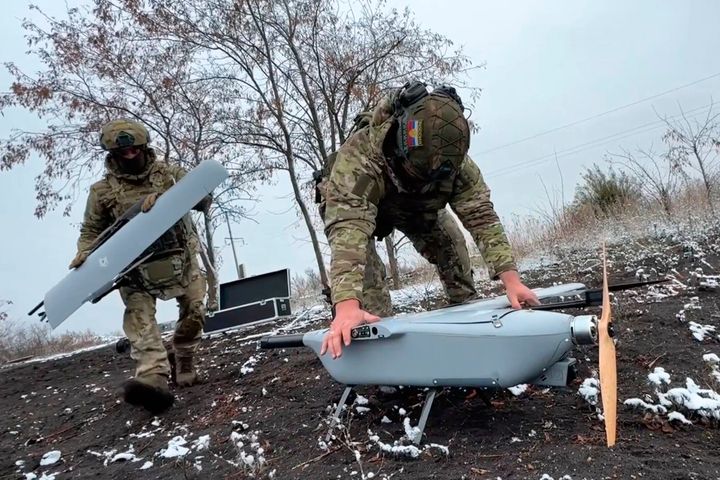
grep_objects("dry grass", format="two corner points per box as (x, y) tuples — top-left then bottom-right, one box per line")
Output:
(507, 180), (718, 264)
(0, 320), (105, 364)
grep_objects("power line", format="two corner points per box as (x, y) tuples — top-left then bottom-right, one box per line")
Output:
(479, 71), (720, 155)
(484, 101), (716, 179)
(485, 102), (714, 178)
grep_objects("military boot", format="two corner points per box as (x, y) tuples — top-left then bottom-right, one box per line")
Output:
(123, 374), (174, 414)
(174, 353), (198, 387)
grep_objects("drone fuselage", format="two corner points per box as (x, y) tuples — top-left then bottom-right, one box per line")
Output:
(301, 305), (597, 388)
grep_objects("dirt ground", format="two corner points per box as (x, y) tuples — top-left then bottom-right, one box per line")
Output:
(2, 232), (720, 480)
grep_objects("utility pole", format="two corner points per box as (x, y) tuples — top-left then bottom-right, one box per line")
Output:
(224, 211), (245, 280)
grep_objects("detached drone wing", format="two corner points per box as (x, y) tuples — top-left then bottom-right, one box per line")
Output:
(456, 283), (588, 311)
(599, 243), (617, 447)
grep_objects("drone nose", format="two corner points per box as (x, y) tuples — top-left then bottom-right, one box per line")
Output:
(571, 315), (598, 345)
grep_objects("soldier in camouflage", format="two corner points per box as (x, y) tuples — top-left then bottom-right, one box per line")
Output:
(317, 81), (540, 359)
(69, 119), (210, 413)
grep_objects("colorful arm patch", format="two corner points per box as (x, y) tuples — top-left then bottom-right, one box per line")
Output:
(406, 119), (423, 148)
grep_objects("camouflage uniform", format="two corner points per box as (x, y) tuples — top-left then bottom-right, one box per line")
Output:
(358, 208), (472, 316)
(319, 86), (517, 313)
(77, 148), (206, 382)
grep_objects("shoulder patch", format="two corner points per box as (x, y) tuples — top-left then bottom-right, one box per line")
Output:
(406, 120), (423, 148)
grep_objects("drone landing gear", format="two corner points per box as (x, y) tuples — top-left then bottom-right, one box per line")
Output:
(416, 388), (439, 444)
(325, 386), (354, 443)
(325, 386), (441, 446)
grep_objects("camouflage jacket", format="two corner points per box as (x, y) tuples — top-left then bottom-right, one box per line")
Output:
(76, 149), (202, 298)
(77, 148), (197, 252)
(322, 99), (517, 305)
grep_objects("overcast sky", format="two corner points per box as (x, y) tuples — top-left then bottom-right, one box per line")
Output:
(1, 0), (719, 335)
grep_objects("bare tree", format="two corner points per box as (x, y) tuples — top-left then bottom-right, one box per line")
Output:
(660, 102), (720, 212)
(124, 0), (477, 288)
(381, 230), (414, 290)
(383, 235), (401, 290)
(1, 3), (270, 306)
(3, 0), (479, 297)
(606, 146), (681, 216)
(0, 300), (11, 322)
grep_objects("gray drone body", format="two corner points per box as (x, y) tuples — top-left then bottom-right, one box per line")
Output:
(32, 160), (229, 328)
(262, 274), (658, 444)
(263, 284), (599, 389)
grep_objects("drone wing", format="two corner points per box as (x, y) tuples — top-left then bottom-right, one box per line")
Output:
(461, 283), (587, 311)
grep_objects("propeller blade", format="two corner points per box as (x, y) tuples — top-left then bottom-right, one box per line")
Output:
(598, 243), (617, 447)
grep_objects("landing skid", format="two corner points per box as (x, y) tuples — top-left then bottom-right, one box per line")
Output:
(325, 386), (354, 443)
(325, 386), (441, 446)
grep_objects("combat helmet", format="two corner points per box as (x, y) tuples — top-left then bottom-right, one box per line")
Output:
(391, 81), (470, 184)
(99, 119), (151, 151)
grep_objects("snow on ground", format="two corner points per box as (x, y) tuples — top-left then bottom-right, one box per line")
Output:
(389, 280), (444, 311)
(648, 367), (671, 386)
(158, 436), (190, 458)
(228, 430), (267, 475)
(578, 377), (599, 407)
(366, 427), (449, 459)
(676, 296), (702, 323)
(10, 218), (720, 479)
(39, 451), (61, 466)
(320, 391), (450, 464)
(8, 304), (336, 479)
(8, 303), (330, 375)
(508, 384), (528, 396)
(577, 376), (604, 421)
(688, 322), (717, 342)
(624, 361), (720, 423)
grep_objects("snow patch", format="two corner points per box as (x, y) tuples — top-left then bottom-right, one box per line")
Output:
(230, 430), (267, 474)
(704, 353), (720, 364)
(39, 451), (61, 466)
(508, 384), (528, 396)
(688, 321), (716, 341)
(402, 417), (422, 445)
(668, 411), (693, 425)
(193, 435), (211, 451)
(157, 436), (190, 458)
(648, 367), (671, 386)
(241, 356), (260, 375)
(578, 377), (599, 406)
(625, 363), (720, 423)
(366, 428), (449, 459)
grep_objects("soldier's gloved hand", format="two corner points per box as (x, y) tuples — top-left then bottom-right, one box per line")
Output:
(320, 299), (381, 359)
(68, 251), (89, 269)
(499, 270), (540, 309)
(141, 192), (160, 213)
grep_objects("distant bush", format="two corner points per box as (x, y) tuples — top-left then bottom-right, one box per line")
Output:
(572, 164), (643, 218)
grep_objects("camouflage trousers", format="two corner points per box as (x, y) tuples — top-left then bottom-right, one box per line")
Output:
(120, 267), (207, 379)
(362, 208), (476, 316)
